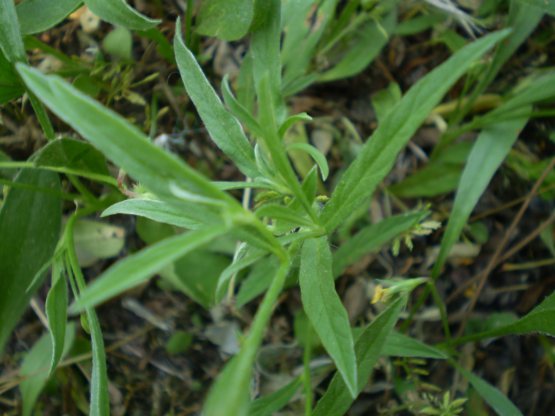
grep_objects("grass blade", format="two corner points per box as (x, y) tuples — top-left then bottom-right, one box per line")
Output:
(320, 29), (510, 232)
(432, 116), (528, 277)
(45, 260), (68, 375)
(300, 237), (358, 397)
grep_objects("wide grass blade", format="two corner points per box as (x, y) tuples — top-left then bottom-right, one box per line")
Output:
(320, 29), (510, 232)
(84, 0), (160, 31)
(432, 116), (528, 277)
(70, 226), (227, 313)
(300, 237), (358, 397)
(0, 170), (61, 354)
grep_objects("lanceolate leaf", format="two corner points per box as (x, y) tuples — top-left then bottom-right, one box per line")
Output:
(0, 0), (26, 62)
(300, 237), (358, 397)
(70, 226), (228, 313)
(248, 377), (303, 416)
(320, 30), (510, 232)
(312, 296), (406, 416)
(0, 169), (61, 355)
(455, 363), (523, 416)
(16, 0), (82, 35)
(102, 198), (204, 230)
(203, 262), (290, 416)
(333, 211), (427, 276)
(174, 19), (258, 178)
(84, 0), (160, 31)
(45, 260), (68, 375)
(432, 116), (528, 277)
(196, 0), (255, 41)
(17, 64), (230, 206)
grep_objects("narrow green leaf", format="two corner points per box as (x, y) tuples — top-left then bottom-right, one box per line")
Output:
(83, 0), (160, 31)
(432, 116), (528, 277)
(251, 0), (283, 117)
(70, 226), (227, 313)
(174, 20), (258, 178)
(17, 0), (82, 35)
(383, 332), (447, 359)
(517, 0), (555, 15)
(203, 262), (290, 416)
(196, 0), (254, 41)
(86, 306), (109, 416)
(278, 112), (312, 137)
(453, 290), (555, 345)
(0, 169), (61, 355)
(0, 0), (26, 62)
(320, 30), (511, 232)
(221, 75), (264, 137)
(287, 143), (329, 180)
(248, 377), (303, 416)
(455, 363), (523, 416)
(45, 260), (68, 375)
(312, 296), (406, 416)
(319, 11), (396, 82)
(102, 198), (204, 230)
(17, 64), (229, 205)
(300, 237), (358, 397)
(333, 211), (427, 277)
(256, 203), (316, 228)
(236, 256), (280, 307)
(20, 324), (75, 416)
(0, 49), (24, 103)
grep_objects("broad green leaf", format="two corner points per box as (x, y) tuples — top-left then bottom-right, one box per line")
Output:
(0, 49), (24, 103)
(312, 296), (406, 416)
(319, 11), (396, 82)
(19, 324), (75, 416)
(455, 363), (523, 416)
(173, 20), (258, 178)
(83, 0), (160, 31)
(16, 0), (82, 35)
(17, 64), (230, 206)
(102, 26), (133, 60)
(432, 116), (528, 277)
(160, 249), (230, 308)
(0, 169), (61, 354)
(333, 211), (427, 277)
(102, 198), (205, 230)
(73, 219), (125, 267)
(196, 0), (254, 41)
(70, 226), (227, 313)
(45, 260), (68, 374)
(236, 256), (280, 307)
(300, 237), (358, 397)
(0, 0), (26, 62)
(383, 332), (447, 359)
(33, 138), (110, 178)
(517, 0), (555, 15)
(287, 142), (329, 180)
(320, 30), (510, 232)
(248, 377), (303, 416)
(203, 262), (290, 416)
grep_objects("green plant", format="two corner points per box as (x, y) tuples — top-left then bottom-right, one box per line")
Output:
(1, 0), (555, 415)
